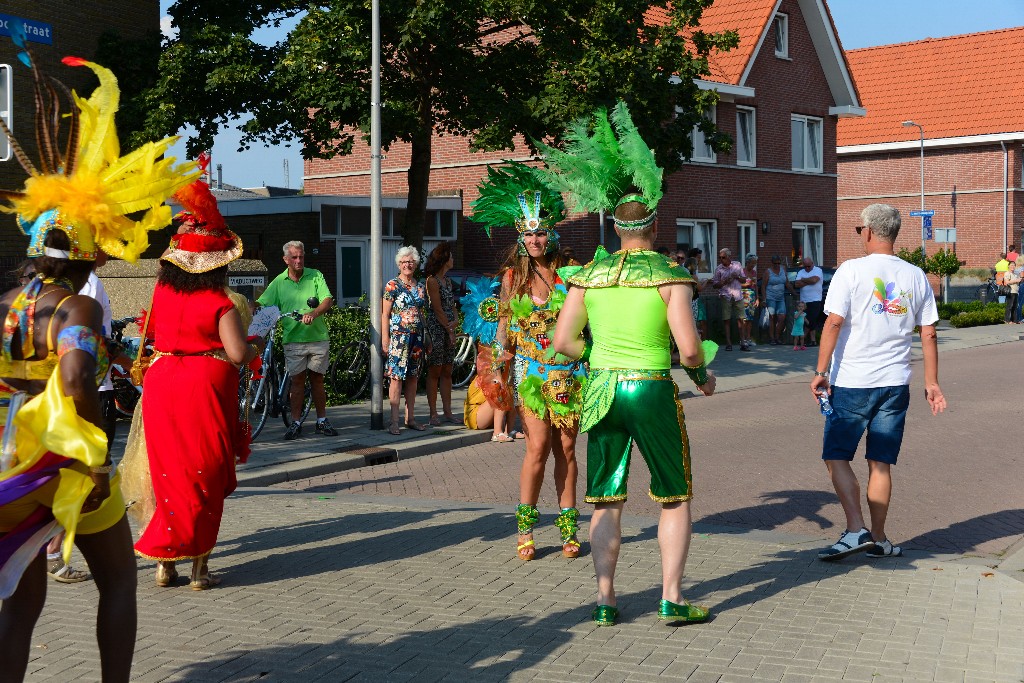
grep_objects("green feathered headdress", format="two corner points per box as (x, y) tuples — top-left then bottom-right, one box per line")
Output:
(536, 101), (664, 231)
(469, 162), (567, 237)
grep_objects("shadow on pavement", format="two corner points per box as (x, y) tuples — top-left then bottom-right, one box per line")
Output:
(211, 510), (509, 585)
(166, 606), (595, 681)
(694, 489), (837, 533)
(901, 508), (1024, 556)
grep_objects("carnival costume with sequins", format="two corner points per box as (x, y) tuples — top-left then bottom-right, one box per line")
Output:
(539, 101), (717, 505)
(0, 49), (197, 597)
(505, 275), (585, 429)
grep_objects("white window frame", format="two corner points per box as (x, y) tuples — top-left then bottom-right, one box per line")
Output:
(676, 218), (718, 276)
(689, 107), (716, 163)
(738, 221), (757, 262)
(774, 14), (789, 58)
(791, 114), (823, 173)
(792, 223), (823, 266)
(736, 106), (756, 167)
(0, 64), (11, 162)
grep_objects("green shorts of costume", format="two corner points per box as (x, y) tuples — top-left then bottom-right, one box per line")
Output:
(584, 370), (692, 504)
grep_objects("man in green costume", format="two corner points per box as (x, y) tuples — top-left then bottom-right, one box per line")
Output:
(543, 102), (717, 626)
(555, 197), (715, 626)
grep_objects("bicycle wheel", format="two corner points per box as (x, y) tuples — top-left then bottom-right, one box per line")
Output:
(451, 334), (476, 388)
(332, 342), (370, 400)
(112, 377), (141, 418)
(240, 369), (273, 441)
(280, 373), (313, 427)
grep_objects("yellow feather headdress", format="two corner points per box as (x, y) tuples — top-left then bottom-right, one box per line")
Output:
(0, 53), (199, 262)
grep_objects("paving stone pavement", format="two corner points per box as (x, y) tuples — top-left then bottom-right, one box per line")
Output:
(19, 326), (1024, 681)
(26, 491), (1024, 682)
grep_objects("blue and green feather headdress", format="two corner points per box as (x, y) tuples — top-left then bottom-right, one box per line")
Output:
(470, 162), (566, 252)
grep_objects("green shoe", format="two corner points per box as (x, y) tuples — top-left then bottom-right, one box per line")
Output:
(657, 599), (710, 623)
(592, 604), (619, 626)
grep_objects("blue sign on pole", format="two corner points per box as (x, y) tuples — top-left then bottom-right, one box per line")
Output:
(909, 209), (935, 217)
(0, 15), (53, 46)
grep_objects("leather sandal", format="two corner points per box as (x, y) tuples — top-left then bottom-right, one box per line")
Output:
(516, 534), (535, 561)
(190, 556), (222, 591)
(155, 562), (178, 588)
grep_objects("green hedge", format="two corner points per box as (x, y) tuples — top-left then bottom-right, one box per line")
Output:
(937, 301), (1002, 320)
(949, 307), (1005, 328)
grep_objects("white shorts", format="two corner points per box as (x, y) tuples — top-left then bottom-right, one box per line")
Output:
(284, 341), (330, 376)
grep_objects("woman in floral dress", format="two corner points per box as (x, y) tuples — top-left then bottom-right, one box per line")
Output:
(382, 246), (428, 434)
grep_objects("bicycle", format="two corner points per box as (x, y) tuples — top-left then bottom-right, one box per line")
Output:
(450, 333), (476, 388)
(330, 337), (370, 401)
(239, 299), (318, 441)
(109, 316), (143, 419)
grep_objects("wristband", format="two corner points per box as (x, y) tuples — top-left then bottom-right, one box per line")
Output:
(580, 338), (593, 363)
(813, 371), (828, 378)
(682, 361), (709, 387)
(89, 464), (113, 474)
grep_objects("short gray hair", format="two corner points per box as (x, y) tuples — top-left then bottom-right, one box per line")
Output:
(395, 245), (421, 267)
(861, 204), (901, 242)
(719, 248), (732, 258)
(283, 240), (305, 256)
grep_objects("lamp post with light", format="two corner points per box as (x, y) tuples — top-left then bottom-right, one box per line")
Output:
(902, 120), (925, 256)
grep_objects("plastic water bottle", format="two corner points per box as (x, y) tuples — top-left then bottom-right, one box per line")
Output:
(817, 392), (834, 417)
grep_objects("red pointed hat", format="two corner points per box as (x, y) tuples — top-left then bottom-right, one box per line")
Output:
(161, 165), (243, 273)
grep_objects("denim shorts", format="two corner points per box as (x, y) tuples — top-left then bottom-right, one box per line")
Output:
(822, 385), (910, 465)
(765, 298), (786, 315)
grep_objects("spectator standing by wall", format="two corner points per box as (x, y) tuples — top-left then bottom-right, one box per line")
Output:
(761, 256), (793, 345)
(710, 249), (745, 351)
(794, 257), (825, 346)
(1003, 262), (1020, 324)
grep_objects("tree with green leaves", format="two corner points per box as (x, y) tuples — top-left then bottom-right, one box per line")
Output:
(144, 0), (736, 249)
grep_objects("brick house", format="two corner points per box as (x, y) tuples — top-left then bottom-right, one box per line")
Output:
(0, 1), (161, 281)
(837, 27), (1024, 269)
(305, 0), (863, 292)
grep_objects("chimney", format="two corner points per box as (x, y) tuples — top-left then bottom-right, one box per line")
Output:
(216, 163), (223, 190)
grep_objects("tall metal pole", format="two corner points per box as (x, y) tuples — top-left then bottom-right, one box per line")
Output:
(368, 0), (384, 430)
(918, 126), (925, 255)
(905, 118), (929, 258)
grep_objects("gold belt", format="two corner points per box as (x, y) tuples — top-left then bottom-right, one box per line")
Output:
(592, 368), (672, 382)
(151, 349), (233, 364)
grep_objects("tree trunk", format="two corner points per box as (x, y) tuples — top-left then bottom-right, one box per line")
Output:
(403, 124), (432, 252)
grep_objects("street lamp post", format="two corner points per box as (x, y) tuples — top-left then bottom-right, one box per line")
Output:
(368, 0), (384, 430)
(902, 120), (925, 256)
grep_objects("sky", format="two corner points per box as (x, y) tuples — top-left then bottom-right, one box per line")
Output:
(159, 0), (1024, 191)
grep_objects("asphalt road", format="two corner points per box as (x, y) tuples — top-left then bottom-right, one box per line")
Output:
(281, 342), (1024, 559)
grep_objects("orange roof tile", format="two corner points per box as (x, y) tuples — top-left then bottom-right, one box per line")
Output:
(838, 26), (1024, 147)
(646, 1), (778, 85)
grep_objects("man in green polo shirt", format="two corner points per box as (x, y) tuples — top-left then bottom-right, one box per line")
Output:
(258, 240), (337, 439)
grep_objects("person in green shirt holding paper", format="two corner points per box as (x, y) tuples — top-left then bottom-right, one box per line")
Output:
(257, 241), (337, 440)
(546, 102), (716, 627)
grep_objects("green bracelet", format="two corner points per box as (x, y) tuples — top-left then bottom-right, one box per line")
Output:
(580, 338), (593, 363)
(682, 361), (709, 387)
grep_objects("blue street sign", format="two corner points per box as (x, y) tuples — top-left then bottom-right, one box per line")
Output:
(909, 209), (935, 217)
(923, 215), (932, 229)
(924, 225), (933, 240)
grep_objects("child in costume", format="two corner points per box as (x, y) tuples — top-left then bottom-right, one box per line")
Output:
(470, 163), (585, 560)
(546, 101), (717, 627)
(0, 41), (198, 681)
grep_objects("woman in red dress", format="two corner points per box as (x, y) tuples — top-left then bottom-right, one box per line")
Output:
(134, 181), (259, 590)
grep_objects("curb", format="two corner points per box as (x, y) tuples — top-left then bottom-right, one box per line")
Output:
(236, 427), (493, 487)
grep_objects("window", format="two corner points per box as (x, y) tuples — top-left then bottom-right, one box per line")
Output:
(424, 210), (459, 238)
(676, 219), (717, 275)
(791, 115), (823, 173)
(0, 64), (11, 162)
(689, 107), (716, 163)
(340, 206), (371, 235)
(774, 14), (789, 58)
(736, 107), (756, 167)
(738, 221), (757, 262)
(320, 204), (340, 237)
(792, 223), (823, 265)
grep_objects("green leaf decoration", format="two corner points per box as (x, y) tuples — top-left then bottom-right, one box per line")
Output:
(508, 294), (534, 319)
(517, 374), (547, 418)
(701, 340), (718, 366)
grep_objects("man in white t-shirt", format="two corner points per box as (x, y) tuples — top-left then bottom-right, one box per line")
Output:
(811, 204), (946, 561)
(793, 257), (824, 345)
